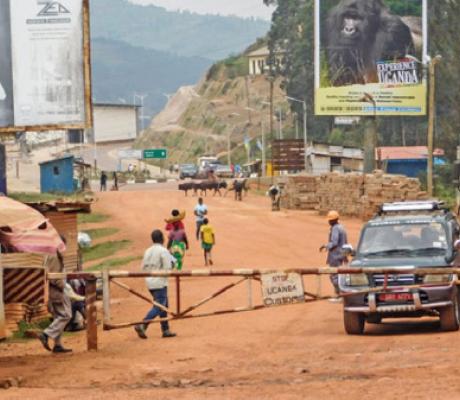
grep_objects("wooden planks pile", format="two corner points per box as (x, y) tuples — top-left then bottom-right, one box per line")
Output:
(281, 176), (318, 210)
(316, 173), (364, 217)
(360, 171), (427, 220)
(4, 303), (49, 334)
(282, 171), (427, 220)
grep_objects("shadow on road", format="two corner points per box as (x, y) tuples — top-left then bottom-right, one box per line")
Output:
(364, 318), (442, 336)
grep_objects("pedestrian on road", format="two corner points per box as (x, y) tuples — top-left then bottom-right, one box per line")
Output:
(320, 210), (348, 300)
(267, 184), (282, 211)
(38, 243), (73, 353)
(134, 229), (177, 339)
(165, 209), (186, 232)
(200, 218), (215, 266)
(167, 221), (189, 271)
(100, 171), (107, 192)
(113, 172), (118, 191)
(194, 197), (208, 240)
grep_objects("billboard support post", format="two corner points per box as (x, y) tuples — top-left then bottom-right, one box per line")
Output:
(427, 56), (442, 197)
(362, 94), (377, 173)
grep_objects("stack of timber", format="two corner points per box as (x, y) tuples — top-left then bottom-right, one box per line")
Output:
(282, 171), (427, 220)
(316, 173), (364, 217)
(360, 171), (427, 220)
(4, 303), (49, 334)
(280, 176), (318, 210)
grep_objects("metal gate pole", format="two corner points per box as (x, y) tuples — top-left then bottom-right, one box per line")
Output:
(0, 263), (5, 340)
(102, 269), (110, 326)
(175, 276), (181, 315)
(247, 278), (253, 309)
(85, 276), (98, 351)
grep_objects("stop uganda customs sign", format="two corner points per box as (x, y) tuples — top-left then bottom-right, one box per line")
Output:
(261, 273), (305, 307)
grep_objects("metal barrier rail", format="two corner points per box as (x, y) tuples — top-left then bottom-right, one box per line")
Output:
(46, 267), (460, 352)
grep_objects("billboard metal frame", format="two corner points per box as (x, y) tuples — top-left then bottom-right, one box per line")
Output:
(0, 0), (93, 134)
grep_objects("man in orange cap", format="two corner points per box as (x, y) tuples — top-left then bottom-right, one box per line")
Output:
(320, 210), (348, 299)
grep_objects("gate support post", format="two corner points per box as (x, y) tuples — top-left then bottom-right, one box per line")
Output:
(85, 276), (98, 351)
(175, 276), (181, 315)
(247, 277), (253, 309)
(102, 269), (110, 326)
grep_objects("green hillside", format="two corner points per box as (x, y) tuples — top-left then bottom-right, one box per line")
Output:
(90, 0), (270, 60)
(91, 38), (211, 116)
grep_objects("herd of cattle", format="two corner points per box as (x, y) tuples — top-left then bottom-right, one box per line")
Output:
(178, 179), (248, 200)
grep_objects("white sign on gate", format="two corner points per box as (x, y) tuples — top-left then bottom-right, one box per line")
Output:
(261, 272), (305, 307)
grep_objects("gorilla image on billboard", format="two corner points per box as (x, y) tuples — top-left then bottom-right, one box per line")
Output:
(315, 0), (427, 116)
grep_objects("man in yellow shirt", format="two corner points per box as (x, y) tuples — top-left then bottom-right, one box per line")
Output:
(200, 218), (215, 266)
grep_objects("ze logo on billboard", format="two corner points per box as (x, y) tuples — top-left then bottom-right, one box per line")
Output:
(37, 1), (70, 17)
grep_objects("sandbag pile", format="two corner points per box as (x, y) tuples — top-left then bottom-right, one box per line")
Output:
(282, 171), (427, 220)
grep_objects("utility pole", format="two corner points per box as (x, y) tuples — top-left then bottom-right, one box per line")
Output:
(278, 109), (283, 139)
(361, 93), (377, 173)
(261, 121), (266, 177)
(427, 55), (442, 197)
(133, 93), (148, 132)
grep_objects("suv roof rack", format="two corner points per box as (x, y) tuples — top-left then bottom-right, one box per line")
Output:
(378, 201), (447, 215)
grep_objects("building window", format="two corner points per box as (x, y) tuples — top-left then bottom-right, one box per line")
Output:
(53, 166), (60, 176)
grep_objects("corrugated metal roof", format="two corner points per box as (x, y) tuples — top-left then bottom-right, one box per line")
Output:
(377, 146), (445, 160)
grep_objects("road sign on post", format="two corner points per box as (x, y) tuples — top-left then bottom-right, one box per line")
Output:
(143, 149), (167, 159)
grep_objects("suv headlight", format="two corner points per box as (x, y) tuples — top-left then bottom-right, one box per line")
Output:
(423, 274), (452, 284)
(343, 273), (369, 287)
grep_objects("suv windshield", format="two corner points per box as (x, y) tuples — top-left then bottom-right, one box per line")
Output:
(358, 222), (448, 257)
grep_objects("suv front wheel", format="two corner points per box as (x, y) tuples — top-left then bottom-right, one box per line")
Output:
(439, 294), (460, 332)
(344, 311), (365, 335)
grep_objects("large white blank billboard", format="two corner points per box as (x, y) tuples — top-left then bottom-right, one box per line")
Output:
(0, 0), (91, 131)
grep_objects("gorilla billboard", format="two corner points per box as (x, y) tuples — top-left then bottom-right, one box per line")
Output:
(315, 0), (427, 116)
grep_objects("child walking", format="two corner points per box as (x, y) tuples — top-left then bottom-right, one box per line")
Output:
(200, 218), (215, 266)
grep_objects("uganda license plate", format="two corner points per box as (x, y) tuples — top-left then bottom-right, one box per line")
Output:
(379, 293), (413, 302)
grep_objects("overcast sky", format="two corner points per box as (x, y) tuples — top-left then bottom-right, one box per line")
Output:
(128, 0), (274, 20)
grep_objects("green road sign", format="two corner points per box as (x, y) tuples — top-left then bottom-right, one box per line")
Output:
(143, 149), (168, 159)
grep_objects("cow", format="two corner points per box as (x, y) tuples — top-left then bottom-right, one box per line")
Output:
(178, 182), (196, 196)
(195, 180), (228, 197)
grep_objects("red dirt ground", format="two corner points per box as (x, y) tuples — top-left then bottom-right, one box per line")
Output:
(2, 186), (460, 399)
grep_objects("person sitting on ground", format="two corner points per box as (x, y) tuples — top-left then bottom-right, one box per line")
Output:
(200, 218), (215, 267)
(167, 222), (189, 271)
(134, 229), (177, 340)
(66, 279), (86, 332)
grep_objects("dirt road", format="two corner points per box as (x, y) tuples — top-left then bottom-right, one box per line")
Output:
(2, 187), (460, 399)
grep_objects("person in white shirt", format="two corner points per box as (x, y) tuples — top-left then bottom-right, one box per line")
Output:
(194, 197), (208, 240)
(134, 230), (177, 339)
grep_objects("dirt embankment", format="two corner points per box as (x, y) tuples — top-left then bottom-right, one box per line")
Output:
(2, 187), (460, 399)
(136, 72), (289, 165)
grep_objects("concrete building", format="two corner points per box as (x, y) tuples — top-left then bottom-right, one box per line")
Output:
(308, 143), (364, 175)
(248, 46), (284, 76)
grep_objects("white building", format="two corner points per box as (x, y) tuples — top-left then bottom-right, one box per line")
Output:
(86, 103), (141, 144)
(247, 46), (284, 76)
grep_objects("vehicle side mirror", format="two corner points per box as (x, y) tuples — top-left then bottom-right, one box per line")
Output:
(342, 244), (355, 257)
